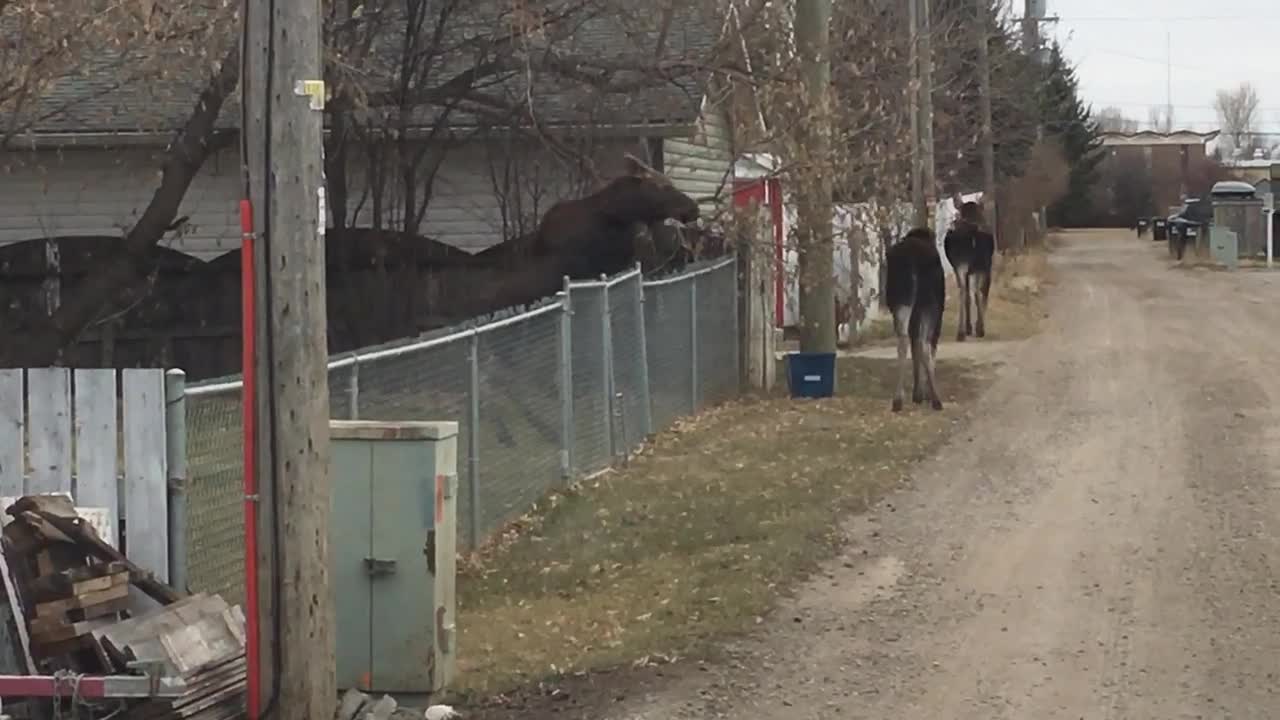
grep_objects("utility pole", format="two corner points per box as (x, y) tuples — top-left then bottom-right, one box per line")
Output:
(976, 0), (997, 237)
(1165, 28), (1173, 133)
(1022, 0), (1050, 243)
(908, 0), (925, 226)
(242, 0), (336, 717)
(918, 0), (937, 230)
(793, 0), (836, 353)
(1021, 0), (1040, 59)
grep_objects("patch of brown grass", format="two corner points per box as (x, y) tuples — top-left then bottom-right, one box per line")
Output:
(449, 356), (995, 698)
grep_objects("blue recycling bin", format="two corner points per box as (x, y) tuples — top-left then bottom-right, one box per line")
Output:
(785, 352), (837, 399)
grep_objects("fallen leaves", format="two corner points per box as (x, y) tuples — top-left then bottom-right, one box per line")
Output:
(452, 356), (999, 695)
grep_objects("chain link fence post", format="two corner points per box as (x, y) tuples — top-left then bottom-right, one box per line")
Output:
(600, 274), (616, 462)
(347, 351), (360, 420)
(558, 277), (574, 479)
(467, 330), (482, 550)
(689, 273), (700, 411)
(632, 263), (654, 436)
(164, 368), (188, 593)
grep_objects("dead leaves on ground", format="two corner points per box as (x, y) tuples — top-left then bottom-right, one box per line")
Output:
(453, 357), (996, 695)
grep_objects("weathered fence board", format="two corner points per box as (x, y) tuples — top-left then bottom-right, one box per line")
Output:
(0, 368), (172, 579)
(0, 371), (21, 497)
(26, 368), (71, 495)
(123, 369), (169, 583)
(74, 369), (119, 536)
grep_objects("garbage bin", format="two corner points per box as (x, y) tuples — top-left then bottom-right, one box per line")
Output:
(1152, 217), (1168, 241)
(785, 352), (837, 399)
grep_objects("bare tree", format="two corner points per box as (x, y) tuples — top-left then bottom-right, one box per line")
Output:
(733, 0), (1065, 332)
(1146, 105), (1175, 133)
(2, 0), (740, 364)
(323, 0), (730, 240)
(0, 0), (240, 364)
(1215, 82), (1262, 157)
(0, 1), (234, 149)
(1096, 106), (1139, 133)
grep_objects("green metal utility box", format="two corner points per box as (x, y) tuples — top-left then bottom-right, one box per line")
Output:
(329, 420), (459, 694)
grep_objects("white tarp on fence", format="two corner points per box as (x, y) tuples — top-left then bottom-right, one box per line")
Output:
(779, 193), (982, 336)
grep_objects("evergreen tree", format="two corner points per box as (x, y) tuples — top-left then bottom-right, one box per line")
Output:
(1040, 42), (1103, 226)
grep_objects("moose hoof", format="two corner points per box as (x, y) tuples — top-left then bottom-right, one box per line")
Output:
(892, 397), (904, 412)
(956, 332), (967, 342)
(931, 399), (944, 411)
(976, 327), (985, 338)
(912, 392), (924, 404)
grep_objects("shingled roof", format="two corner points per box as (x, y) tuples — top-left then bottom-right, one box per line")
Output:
(17, 1), (725, 141)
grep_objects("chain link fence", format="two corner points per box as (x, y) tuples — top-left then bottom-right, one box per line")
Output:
(181, 255), (738, 601)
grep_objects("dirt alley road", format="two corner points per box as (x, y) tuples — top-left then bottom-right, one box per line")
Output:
(600, 229), (1280, 719)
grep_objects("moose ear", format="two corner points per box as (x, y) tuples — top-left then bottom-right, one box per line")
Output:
(623, 152), (663, 179)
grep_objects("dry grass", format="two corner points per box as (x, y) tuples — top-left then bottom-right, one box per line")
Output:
(1169, 249), (1278, 273)
(448, 356), (995, 698)
(859, 247), (1053, 345)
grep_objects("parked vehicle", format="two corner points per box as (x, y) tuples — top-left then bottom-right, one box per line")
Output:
(1209, 180), (1258, 199)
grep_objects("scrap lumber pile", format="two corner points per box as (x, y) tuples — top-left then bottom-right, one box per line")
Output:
(0, 494), (247, 719)
(99, 594), (248, 720)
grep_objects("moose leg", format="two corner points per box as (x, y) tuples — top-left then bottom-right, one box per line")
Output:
(973, 271), (990, 338)
(953, 262), (969, 341)
(962, 271), (972, 335)
(912, 348), (924, 404)
(918, 310), (944, 411)
(892, 305), (912, 412)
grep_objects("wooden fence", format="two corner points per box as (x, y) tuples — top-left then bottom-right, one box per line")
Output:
(0, 367), (180, 585)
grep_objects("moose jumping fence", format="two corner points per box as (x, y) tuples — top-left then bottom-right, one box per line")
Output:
(181, 256), (740, 606)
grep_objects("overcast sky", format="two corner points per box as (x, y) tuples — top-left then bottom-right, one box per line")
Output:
(1042, 0), (1280, 137)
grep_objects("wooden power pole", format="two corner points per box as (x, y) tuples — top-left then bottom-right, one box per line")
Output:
(918, 0), (937, 229)
(908, 0), (925, 226)
(976, 0), (997, 235)
(242, 0), (336, 717)
(1023, 0), (1054, 241)
(794, 0), (836, 353)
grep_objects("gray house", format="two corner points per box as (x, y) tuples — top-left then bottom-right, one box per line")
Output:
(0, 3), (760, 260)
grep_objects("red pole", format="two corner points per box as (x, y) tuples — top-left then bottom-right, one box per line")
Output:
(239, 199), (262, 720)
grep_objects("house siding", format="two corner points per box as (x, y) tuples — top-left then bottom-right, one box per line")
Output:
(0, 134), (688, 260)
(662, 97), (735, 213)
(337, 138), (635, 253)
(0, 146), (243, 258)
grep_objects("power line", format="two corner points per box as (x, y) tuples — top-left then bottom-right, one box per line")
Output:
(1071, 46), (1261, 76)
(1067, 45), (1280, 86)
(1051, 15), (1280, 22)
(1094, 101), (1280, 113)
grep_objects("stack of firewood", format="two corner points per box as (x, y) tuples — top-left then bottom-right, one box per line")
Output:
(0, 494), (247, 718)
(0, 494), (175, 671)
(23, 561), (131, 663)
